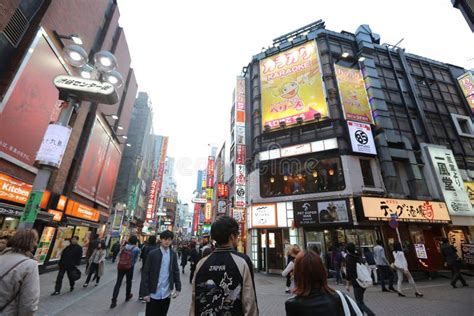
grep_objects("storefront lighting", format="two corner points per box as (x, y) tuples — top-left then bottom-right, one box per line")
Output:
(358, 56), (366, 62)
(70, 35), (83, 45)
(341, 52), (350, 58)
(283, 175), (288, 181)
(328, 169), (335, 176)
(121, 135), (128, 139)
(270, 177), (275, 183)
(279, 121), (286, 129)
(297, 174), (303, 179)
(126, 143), (131, 147)
(314, 112), (322, 121)
(324, 230), (329, 234)
(111, 114), (119, 120)
(5, 217), (15, 221)
(312, 171), (318, 177)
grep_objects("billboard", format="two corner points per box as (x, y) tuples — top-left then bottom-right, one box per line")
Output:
(251, 204), (277, 228)
(335, 64), (373, 124)
(347, 121), (377, 155)
(95, 141), (121, 206)
(0, 172), (32, 205)
(65, 200), (100, 222)
(0, 31), (66, 167)
(457, 72), (474, 113)
(260, 41), (327, 130)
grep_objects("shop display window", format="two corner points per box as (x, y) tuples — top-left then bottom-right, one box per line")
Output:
(50, 226), (74, 261)
(260, 155), (345, 198)
(74, 226), (91, 257)
(0, 216), (19, 236)
(34, 226), (56, 265)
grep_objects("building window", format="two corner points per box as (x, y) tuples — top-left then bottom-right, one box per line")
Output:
(360, 159), (375, 187)
(259, 154), (345, 198)
(451, 113), (474, 138)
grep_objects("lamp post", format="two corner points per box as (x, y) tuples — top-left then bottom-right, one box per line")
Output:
(18, 36), (123, 229)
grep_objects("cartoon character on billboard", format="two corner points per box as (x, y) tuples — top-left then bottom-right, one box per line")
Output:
(346, 90), (361, 109)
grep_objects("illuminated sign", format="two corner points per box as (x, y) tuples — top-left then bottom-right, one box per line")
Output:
(205, 202), (212, 222)
(146, 180), (158, 220)
(65, 201), (100, 222)
(48, 209), (63, 222)
(251, 204), (277, 228)
(457, 72), (474, 113)
(57, 195), (67, 211)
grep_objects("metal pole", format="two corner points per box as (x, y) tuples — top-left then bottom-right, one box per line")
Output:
(395, 226), (402, 245)
(18, 97), (79, 230)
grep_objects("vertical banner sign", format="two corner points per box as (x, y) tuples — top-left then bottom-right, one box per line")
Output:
(206, 157), (215, 188)
(334, 64), (373, 124)
(426, 147), (473, 216)
(35, 124), (72, 168)
(234, 77), (247, 218)
(260, 41), (328, 130)
(146, 180), (158, 220)
(20, 191), (44, 224)
(457, 72), (474, 113)
(205, 202), (212, 223)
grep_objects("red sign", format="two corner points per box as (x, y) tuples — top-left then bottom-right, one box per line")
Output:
(0, 33), (65, 166)
(146, 179), (158, 220)
(207, 176), (214, 188)
(95, 141), (121, 206)
(217, 184), (229, 199)
(193, 203), (200, 233)
(207, 158), (215, 177)
(236, 145), (246, 164)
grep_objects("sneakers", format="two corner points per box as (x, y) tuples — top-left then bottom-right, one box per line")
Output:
(125, 294), (133, 302)
(110, 301), (117, 309)
(51, 291), (60, 296)
(70, 286), (74, 292)
(83, 284), (88, 288)
(94, 283), (98, 287)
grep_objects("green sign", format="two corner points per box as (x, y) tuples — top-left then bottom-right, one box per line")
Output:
(127, 182), (139, 210)
(20, 191), (44, 224)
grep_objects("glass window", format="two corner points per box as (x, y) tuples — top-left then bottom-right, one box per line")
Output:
(0, 216), (19, 237)
(50, 226), (74, 261)
(360, 159), (375, 187)
(260, 154), (345, 198)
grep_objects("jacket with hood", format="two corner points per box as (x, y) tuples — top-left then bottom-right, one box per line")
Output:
(0, 249), (40, 316)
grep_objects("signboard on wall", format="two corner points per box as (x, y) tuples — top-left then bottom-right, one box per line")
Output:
(414, 244), (428, 259)
(293, 201), (318, 226)
(317, 200), (349, 223)
(260, 41), (328, 130)
(360, 197), (451, 222)
(293, 199), (349, 227)
(35, 124), (71, 168)
(0, 172), (32, 205)
(65, 201), (100, 222)
(425, 146), (473, 216)
(464, 182), (474, 206)
(334, 64), (373, 124)
(251, 204), (277, 228)
(461, 243), (474, 264)
(347, 121), (376, 155)
(457, 72), (474, 113)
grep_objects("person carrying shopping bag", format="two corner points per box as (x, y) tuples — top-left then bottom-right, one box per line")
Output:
(392, 242), (423, 298)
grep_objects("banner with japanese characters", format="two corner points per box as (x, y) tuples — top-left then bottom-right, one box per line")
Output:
(426, 147), (473, 216)
(457, 72), (474, 113)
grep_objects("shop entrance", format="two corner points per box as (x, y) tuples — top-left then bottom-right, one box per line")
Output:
(258, 229), (285, 272)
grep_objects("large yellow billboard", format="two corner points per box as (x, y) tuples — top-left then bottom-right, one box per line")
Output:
(335, 64), (373, 124)
(457, 72), (474, 113)
(260, 41), (327, 130)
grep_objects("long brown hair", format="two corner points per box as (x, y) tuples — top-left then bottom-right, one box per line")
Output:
(293, 250), (335, 296)
(8, 229), (38, 254)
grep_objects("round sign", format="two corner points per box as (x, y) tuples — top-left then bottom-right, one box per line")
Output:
(236, 187), (245, 197)
(389, 218), (399, 229)
(355, 130), (369, 144)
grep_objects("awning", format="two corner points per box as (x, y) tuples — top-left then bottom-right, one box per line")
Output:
(450, 215), (474, 226)
(0, 202), (23, 217)
(36, 211), (55, 222)
(66, 216), (101, 228)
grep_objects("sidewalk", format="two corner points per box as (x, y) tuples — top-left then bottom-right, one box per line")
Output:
(37, 260), (474, 316)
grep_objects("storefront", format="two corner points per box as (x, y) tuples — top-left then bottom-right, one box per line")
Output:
(356, 196), (451, 272)
(247, 203), (304, 274)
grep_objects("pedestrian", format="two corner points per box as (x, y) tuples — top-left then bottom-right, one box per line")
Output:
(392, 241), (423, 298)
(285, 250), (361, 316)
(363, 247), (377, 285)
(83, 241), (106, 287)
(0, 229), (40, 315)
(332, 245), (344, 285)
(440, 238), (468, 288)
(180, 243), (190, 273)
(141, 236), (158, 269)
(110, 235), (140, 308)
(0, 235), (10, 253)
(139, 230), (181, 316)
(190, 216), (258, 315)
(51, 236), (83, 295)
(345, 242), (376, 316)
(199, 233), (211, 256)
(282, 244), (301, 293)
(85, 235), (99, 271)
(111, 240), (120, 263)
(373, 240), (396, 292)
(188, 241), (200, 284)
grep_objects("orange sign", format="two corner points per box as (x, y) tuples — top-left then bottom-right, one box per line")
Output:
(48, 209), (63, 222)
(0, 172), (32, 205)
(205, 202), (212, 222)
(65, 200), (100, 222)
(57, 195), (67, 211)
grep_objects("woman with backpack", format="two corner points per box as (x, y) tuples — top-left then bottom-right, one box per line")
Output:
(285, 250), (362, 315)
(392, 242), (423, 298)
(345, 243), (375, 316)
(84, 241), (106, 287)
(0, 229), (40, 315)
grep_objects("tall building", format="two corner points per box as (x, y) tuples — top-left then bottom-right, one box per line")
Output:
(240, 20), (473, 273)
(112, 92), (154, 221)
(0, 0), (138, 270)
(452, 0), (474, 31)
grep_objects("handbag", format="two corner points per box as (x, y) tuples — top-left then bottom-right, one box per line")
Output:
(70, 267), (82, 281)
(336, 290), (363, 316)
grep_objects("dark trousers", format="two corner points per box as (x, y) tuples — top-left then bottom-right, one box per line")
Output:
(450, 261), (467, 286)
(353, 286), (375, 316)
(55, 267), (75, 292)
(85, 263), (100, 284)
(146, 297), (171, 316)
(286, 274), (291, 287)
(190, 263), (197, 283)
(112, 252), (118, 263)
(112, 268), (133, 302)
(335, 266), (342, 284)
(377, 265), (394, 290)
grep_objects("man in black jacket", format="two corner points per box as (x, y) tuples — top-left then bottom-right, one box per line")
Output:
(440, 238), (468, 288)
(139, 230), (181, 316)
(51, 236), (83, 295)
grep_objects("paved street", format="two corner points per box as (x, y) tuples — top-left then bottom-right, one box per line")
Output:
(37, 260), (473, 316)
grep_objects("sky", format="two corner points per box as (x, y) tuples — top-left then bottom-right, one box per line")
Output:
(117, 0), (473, 207)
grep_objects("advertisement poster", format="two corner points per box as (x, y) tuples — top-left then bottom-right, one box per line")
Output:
(251, 204), (276, 228)
(74, 226), (91, 257)
(335, 64), (373, 124)
(293, 201), (318, 226)
(317, 200), (349, 223)
(74, 118), (110, 200)
(260, 41), (327, 130)
(95, 141), (121, 207)
(457, 72), (474, 113)
(35, 124), (72, 168)
(34, 226), (56, 265)
(50, 226), (74, 261)
(461, 243), (474, 265)
(414, 244), (428, 259)
(426, 147), (473, 216)
(464, 182), (474, 206)
(347, 121), (377, 155)
(236, 145), (246, 164)
(0, 32), (66, 167)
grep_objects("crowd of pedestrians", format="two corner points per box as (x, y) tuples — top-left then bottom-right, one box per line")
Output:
(0, 225), (471, 316)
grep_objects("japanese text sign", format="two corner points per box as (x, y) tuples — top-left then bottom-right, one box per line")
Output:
(35, 124), (71, 168)
(457, 72), (474, 113)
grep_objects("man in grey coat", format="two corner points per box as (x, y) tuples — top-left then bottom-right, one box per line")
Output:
(373, 239), (396, 292)
(139, 230), (181, 316)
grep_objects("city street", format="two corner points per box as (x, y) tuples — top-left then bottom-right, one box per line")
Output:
(37, 261), (473, 316)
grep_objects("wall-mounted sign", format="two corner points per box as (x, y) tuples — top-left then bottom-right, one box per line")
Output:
(57, 195), (67, 211)
(317, 200), (349, 223)
(0, 172), (32, 205)
(293, 199), (349, 227)
(425, 146), (473, 216)
(293, 201), (318, 226)
(251, 204), (277, 228)
(232, 208), (245, 223)
(235, 185), (246, 207)
(192, 198), (207, 204)
(65, 200), (100, 222)
(48, 209), (63, 222)
(146, 179), (158, 220)
(461, 243), (474, 265)
(217, 200), (227, 214)
(414, 243), (428, 259)
(205, 202), (212, 222)
(280, 143), (311, 158)
(347, 121), (376, 155)
(457, 72), (474, 113)
(35, 124), (71, 168)
(465, 182), (474, 206)
(54, 75), (118, 104)
(360, 197), (450, 223)
(236, 145), (246, 164)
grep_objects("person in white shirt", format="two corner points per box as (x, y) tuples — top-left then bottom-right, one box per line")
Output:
(282, 245), (301, 293)
(392, 242), (423, 298)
